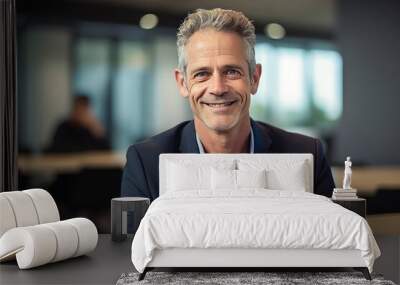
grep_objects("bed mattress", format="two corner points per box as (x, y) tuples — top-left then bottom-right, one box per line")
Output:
(131, 190), (380, 273)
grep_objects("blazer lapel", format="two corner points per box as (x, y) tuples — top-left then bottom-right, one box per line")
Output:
(251, 119), (273, 153)
(178, 120), (200, 153)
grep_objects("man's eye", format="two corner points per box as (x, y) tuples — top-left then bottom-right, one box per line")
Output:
(193, 71), (209, 79)
(225, 69), (241, 78)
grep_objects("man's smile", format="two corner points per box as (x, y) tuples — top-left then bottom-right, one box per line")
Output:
(200, 100), (238, 108)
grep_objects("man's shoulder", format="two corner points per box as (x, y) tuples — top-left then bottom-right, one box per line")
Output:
(255, 121), (318, 153)
(128, 120), (191, 154)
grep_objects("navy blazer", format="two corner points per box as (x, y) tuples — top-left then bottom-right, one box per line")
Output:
(121, 120), (335, 201)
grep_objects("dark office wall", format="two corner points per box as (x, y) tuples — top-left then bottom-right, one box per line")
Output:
(334, 0), (400, 165)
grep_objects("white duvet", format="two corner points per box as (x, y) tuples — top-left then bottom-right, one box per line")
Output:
(131, 190), (380, 273)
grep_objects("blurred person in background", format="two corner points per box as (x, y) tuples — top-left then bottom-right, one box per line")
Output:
(48, 94), (110, 153)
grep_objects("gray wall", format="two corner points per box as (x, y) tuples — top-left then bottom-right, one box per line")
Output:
(18, 27), (72, 153)
(334, 0), (400, 165)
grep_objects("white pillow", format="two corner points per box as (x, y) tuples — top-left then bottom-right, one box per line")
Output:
(236, 169), (267, 188)
(166, 160), (235, 192)
(211, 168), (236, 190)
(211, 168), (267, 190)
(266, 167), (307, 191)
(238, 159), (308, 192)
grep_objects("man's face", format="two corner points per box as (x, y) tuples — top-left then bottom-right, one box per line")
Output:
(175, 29), (261, 133)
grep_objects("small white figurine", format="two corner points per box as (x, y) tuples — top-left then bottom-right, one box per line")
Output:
(343, 156), (352, 189)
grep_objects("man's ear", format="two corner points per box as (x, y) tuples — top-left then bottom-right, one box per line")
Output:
(174, 69), (189, 98)
(250, 64), (262, 95)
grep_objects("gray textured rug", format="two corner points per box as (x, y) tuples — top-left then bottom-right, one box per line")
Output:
(117, 271), (396, 285)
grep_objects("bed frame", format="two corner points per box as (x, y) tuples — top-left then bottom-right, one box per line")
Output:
(138, 154), (372, 281)
(140, 248), (371, 280)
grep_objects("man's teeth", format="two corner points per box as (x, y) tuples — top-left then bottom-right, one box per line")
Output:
(206, 102), (234, 107)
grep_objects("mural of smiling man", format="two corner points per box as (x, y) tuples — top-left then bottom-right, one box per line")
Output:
(121, 8), (335, 201)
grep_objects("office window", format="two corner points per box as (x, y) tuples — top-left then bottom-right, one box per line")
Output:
(112, 41), (151, 150)
(252, 43), (342, 129)
(73, 37), (153, 150)
(310, 50), (342, 121)
(74, 38), (111, 125)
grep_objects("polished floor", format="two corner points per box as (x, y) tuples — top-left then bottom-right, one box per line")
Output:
(374, 235), (400, 284)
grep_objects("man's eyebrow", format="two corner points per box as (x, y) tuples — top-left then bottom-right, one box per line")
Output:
(190, 66), (211, 75)
(190, 64), (244, 75)
(223, 64), (245, 71)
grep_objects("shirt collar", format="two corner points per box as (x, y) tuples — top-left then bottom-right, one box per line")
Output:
(195, 126), (255, 154)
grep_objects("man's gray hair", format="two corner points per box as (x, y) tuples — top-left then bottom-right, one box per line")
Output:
(177, 8), (256, 78)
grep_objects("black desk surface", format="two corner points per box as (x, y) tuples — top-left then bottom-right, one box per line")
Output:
(0, 234), (133, 285)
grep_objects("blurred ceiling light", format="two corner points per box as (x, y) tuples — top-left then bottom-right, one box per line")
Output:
(139, 14), (158, 30)
(265, 23), (286, 40)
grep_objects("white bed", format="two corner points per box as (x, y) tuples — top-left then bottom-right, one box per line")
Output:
(131, 154), (380, 280)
